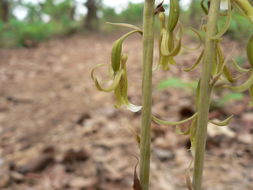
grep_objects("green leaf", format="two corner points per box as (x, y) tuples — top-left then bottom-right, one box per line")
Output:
(157, 78), (198, 90)
(209, 115), (233, 126)
(218, 92), (244, 105)
(235, 56), (245, 65)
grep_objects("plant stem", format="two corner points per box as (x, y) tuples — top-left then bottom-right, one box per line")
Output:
(192, 0), (221, 190)
(139, 0), (155, 190)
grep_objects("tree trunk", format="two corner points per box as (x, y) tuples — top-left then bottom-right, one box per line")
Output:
(0, 0), (9, 22)
(85, 0), (98, 30)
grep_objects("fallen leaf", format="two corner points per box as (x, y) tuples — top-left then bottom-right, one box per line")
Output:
(62, 149), (89, 164)
(17, 154), (55, 174)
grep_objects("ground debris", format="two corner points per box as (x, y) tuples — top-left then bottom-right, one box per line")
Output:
(0, 34), (252, 190)
(62, 149), (89, 164)
(17, 152), (55, 174)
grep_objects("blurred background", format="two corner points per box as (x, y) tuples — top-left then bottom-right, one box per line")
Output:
(0, 0), (252, 47)
(0, 0), (253, 189)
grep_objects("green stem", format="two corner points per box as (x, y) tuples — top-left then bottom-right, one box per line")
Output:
(139, 0), (155, 190)
(192, 0), (221, 190)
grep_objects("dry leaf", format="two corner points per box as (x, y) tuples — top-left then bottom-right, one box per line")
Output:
(133, 157), (142, 190)
(154, 0), (165, 15)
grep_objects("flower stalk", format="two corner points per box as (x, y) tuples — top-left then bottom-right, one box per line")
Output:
(192, 0), (221, 190)
(139, 0), (155, 189)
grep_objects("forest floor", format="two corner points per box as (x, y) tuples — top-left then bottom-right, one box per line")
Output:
(0, 33), (253, 190)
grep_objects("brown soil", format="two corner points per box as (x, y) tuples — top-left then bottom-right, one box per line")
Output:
(0, 34), (252, 190)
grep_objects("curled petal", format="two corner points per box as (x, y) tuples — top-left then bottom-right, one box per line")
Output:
(162, 24), (183, 57)
(91, 63), (120, 92)
(210, 74), (222, 87)
(216, 42), (225, 73)
(209, 115), (233, 126)
(158, 32), (175, 70)
(184, 50), (204, 72)
(169, 39), (181, 57)
(123, 70), (142, 111)
(91, 63), (106, 81)
(114, 59), (142, 112)
(161, 30), (172, 56)
(161, 37), (181, 57)
(152, 113), (198, 126)
(158, 20), (182, 70)
(106, 22), (143, 32)
(153, 35), (163, 71)
(211, 51), (231, 86)
(224, 70), (253, 92)
(222, 65), (237, 83)
(159, 32), (176, 70)
(94, 70), (123, 92)
(114, 60), (128, 107)
(218, 55), (228, 74)
(182, 28), (203, 51)
(231, 59), (250, 73)
(114, 81), (124, 108)
(154, 17), (166, 71)
(158, 56), (171, 71)
(121, 54), (128, 65)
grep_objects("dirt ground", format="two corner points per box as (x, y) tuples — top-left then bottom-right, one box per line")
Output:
(0, 33), (253, 190)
